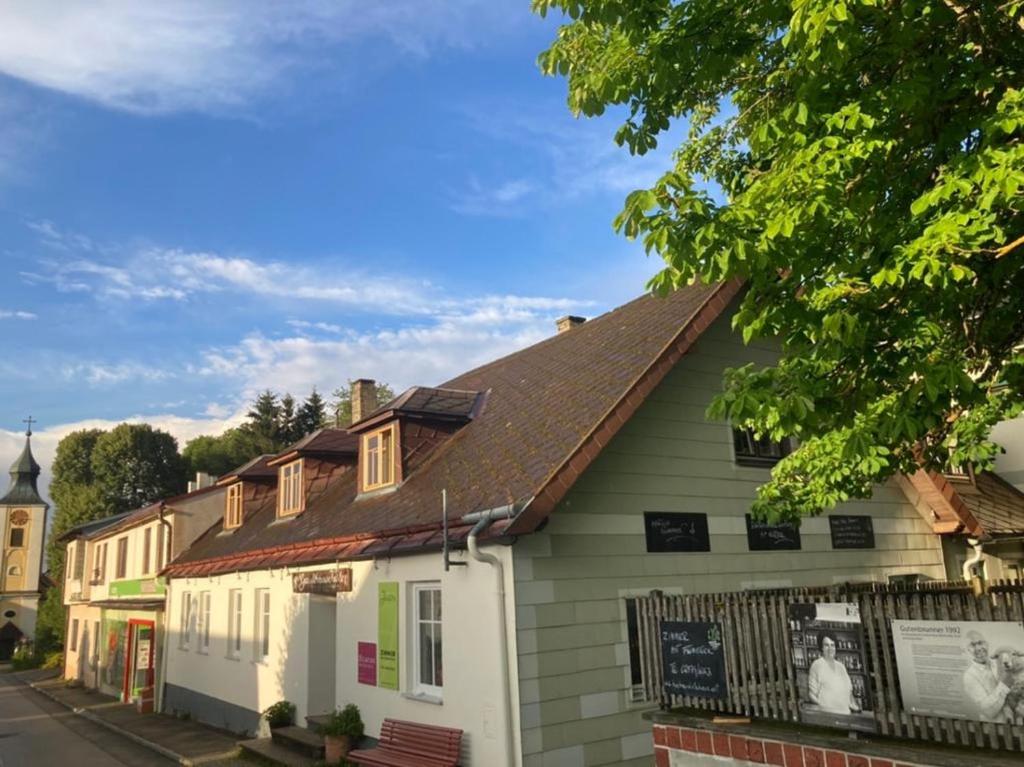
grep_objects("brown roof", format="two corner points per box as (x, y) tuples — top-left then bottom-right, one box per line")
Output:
(166, 279), (741, 577)
(218, 454), (277, 484)
(268, 428), (359, 466)
(352, 387), (482, 431)
(88, 483), (224, 541)
(953, 472), (1024, 536)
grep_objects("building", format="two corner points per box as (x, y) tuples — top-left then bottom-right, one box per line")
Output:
(60, 477), (223, 711)
(0, 427), (48, 658)
(159, 282), (960, 767)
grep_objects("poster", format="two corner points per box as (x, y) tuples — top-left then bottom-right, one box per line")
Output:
(788, 603), (877, 733)
(659, 620), (728, 699)
(378, 582), (399, 690)
(358, 641), (377, 686)
(892, 620), (1024, 723)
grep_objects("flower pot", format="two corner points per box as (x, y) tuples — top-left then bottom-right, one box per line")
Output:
(324, 733), (351, 764)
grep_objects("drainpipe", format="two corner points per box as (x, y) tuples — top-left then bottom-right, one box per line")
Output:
(962, 538), (985, 594)
(462, 506), (517, 767)
(156, 502), (172, 713)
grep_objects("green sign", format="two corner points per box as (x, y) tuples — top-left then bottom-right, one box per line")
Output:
(378, 582), (399, 690)
(108, 577), (166, 598)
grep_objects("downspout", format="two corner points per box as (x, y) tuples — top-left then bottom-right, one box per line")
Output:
(156, 502), (172, 713)
(462, 506), (517, 767)
(962, 537), (985, 584)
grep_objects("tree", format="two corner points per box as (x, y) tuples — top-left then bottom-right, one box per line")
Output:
(91, 423), (186, 514)
(535, 1), (1024, 520)
(279, 393), (299, 444)
(296, 388), (329, 437)
(244, 390), (282, 444)
(331, 381), (396, 427)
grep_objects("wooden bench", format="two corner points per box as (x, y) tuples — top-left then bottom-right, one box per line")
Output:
(347, 718), (463, 767)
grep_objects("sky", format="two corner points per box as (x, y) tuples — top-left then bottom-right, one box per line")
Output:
(0, 1), (678, 499)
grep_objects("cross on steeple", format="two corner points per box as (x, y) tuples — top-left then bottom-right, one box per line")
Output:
(22, 416), (35, 437)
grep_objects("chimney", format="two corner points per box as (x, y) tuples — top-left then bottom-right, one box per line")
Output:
(556, 315), (586, 334)
(351, 379), (377, 425)
(188, 471), (216, 493)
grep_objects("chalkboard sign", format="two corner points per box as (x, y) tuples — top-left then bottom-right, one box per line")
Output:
(644, 512), (710, 553)
(745, 514), (801, 551)
(829, 515), (875, 549)
(660, 620), (728, 699)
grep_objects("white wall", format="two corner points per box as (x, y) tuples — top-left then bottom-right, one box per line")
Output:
(62, 604), (103, 685)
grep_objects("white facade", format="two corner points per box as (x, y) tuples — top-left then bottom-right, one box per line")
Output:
(165, 545), (521, 767)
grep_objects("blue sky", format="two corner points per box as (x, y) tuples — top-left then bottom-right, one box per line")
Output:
(0, 1), (677, 493)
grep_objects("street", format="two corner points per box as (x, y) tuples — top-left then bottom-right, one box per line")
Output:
(0, 672), (175, 766)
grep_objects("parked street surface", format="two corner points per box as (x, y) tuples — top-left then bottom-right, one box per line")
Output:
(0, 671), (176, 766)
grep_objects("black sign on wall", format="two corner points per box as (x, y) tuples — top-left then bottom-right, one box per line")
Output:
(644, 512), (710, 553)
(660, 620), (728, 699)
(745, 514), (801, 551)
(829, 515), (875, 549)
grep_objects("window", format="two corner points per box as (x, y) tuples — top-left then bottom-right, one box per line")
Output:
(180, 591), (193, 649)
(228, 589), (243, 658)
(94, 542), (108, 584)
(625, 598), (647, 701)
(142, 527), (152, 575)
(362, 424), (397, 491)
(73, 541), (85, 580)
(278, 461), (304, 516)
(733, 428), (792, 467)
(70, 619), (80, 652)
(156, 524), (166, 571)
(225, 483), (244, 528)
(93, 621), (100, 662)
(197, 592), (211, 652)
(115, 537), (128, 579)
(254, 589), (271, 661)
(8, 527), (24, 548)
(413, 583), (443, 697)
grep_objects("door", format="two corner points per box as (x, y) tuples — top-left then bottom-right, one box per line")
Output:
(306, 596), (337, 717)
(124, 620), (155, 703)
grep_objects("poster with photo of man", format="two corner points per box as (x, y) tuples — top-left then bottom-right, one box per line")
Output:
(788, 602), (877, 733)
(892, 620), (1024, 723)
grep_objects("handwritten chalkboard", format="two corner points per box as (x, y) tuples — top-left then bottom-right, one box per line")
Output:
(644, 512), (710, 553)
(660, 620), (728, 699)
(745, 514), (801, 551)
(829, 515), (875, 549)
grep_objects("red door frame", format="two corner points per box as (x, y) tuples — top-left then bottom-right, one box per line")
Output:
(122, 618), (155, 702)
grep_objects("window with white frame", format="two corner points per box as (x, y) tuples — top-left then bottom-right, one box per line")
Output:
(227, 589), (243, 658)
(362, 424), (396, 491)
(198, 591), (211, 652)
(74, 540), (85, 580)
(142, 527), (152, 575)
(70, 619), (80, 652)
(94, 542), (108, 584)
(225, 482), (244, 528)
(115, 537), (129, 579)
(254, 589), (271, 661)
(733, 427), (793, 467)
(156, 524), (166, 571)
(412, 583), (443, 697)
(180, 591), (193, 649)
(624, 597), (649, 702)
(278, 461), (303, 517)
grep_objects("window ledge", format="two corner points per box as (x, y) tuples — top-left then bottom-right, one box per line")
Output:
(355, 484), (401, 502)
(734, 457), (783, 469)
(269, 514), (300, 527)
(401, 691), (443, 706)
(217, 528), (238, 537)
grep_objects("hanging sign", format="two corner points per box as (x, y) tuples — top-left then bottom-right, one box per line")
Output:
(378, 582), (399, 690)
(660, 620), (728, 699)
(358, 641), (377, 686)
(828, 516), (875, 550)
(643, 512), (710, 553)
(292, 568), (352, 595)
(745, 514), (801, 551)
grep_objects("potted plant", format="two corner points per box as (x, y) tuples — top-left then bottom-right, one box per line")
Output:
(263, 700), (296, 730)
(320, 703), (364, 764)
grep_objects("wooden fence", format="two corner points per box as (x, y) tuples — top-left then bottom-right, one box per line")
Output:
(632, 580), (1024, 753)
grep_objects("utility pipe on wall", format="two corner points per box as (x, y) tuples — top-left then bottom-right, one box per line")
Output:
(155, 502), (173, 714)
(463, 505), (517, 767)
(962, 537), (985, 585)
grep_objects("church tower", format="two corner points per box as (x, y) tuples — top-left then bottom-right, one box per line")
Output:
(0, 420), (48, 653)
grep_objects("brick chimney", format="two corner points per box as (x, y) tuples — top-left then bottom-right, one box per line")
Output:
(351, 379), (377, 425)
(556, 315), (586, 333)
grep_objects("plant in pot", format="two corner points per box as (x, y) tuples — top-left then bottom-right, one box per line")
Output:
(320, 703), (364, 764)
(263, 700), (296, 730)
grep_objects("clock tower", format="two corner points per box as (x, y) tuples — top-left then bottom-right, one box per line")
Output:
(0, 420), (48, 655)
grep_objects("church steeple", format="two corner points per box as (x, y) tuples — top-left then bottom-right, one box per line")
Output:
(0, 420), (45, 507)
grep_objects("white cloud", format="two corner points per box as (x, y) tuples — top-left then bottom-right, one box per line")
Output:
(0, 310), (36, 320)
(0, 1), (526, 115)
(61, 362), (171, 387)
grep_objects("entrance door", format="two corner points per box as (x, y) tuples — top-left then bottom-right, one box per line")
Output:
(306, 596), (337, 717)
(0, 621), (23, 661)
(124, 620), (155, 703)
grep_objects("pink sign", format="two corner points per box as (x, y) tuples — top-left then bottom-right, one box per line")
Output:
(358, 641), (377, 686)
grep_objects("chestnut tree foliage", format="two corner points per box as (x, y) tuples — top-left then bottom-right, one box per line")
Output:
(534, 0), (1024, 520)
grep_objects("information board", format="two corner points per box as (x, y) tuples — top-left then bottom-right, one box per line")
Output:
(644, 512), (710, 553)
(659, 620), (728, 699)
(745, 514), (801, 551)
(829, 516), (875, 550)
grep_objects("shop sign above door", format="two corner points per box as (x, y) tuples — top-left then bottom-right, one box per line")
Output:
(292, 568), (353, 595)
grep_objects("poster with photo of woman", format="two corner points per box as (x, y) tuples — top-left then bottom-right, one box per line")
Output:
(788, 602), (877, 733)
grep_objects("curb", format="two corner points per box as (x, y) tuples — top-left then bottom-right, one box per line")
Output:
(24, 677), (239, 766)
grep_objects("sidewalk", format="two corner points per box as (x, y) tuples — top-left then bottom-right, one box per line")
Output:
(16, 669), (241, 766)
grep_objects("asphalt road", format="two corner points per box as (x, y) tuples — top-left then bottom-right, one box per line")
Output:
(0, 672), (175, 766)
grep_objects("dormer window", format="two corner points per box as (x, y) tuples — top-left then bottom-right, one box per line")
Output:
(278, 460), (304, 517)
(362, 424), (397, 492)
(225, 482), (244, 529)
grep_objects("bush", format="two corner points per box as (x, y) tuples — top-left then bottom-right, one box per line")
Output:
(263, 700), (296, 729)
(41, 651), (63, 670)
(319, 703), (364, 740)
(10, 641), (42, 670)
